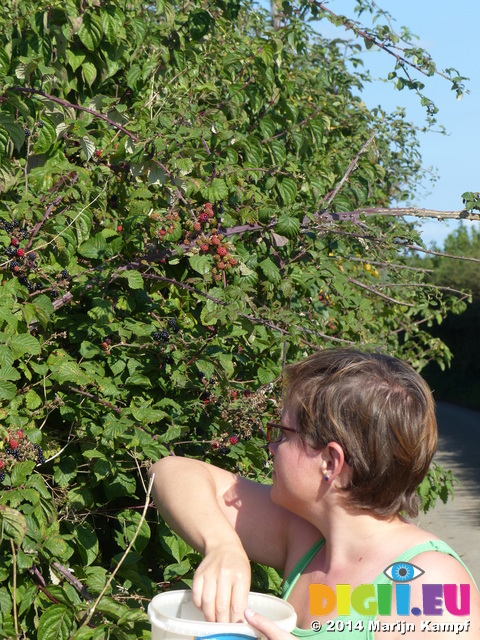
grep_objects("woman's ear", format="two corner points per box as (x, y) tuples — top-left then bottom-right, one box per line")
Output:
(321, 442), (349, 482)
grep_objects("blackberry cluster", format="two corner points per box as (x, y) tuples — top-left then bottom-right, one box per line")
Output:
(33, 444), (46, 465)
(0, 430), (47, 483)
(60, 269), (70, 279)
(152, 329), (170, 342)
(167, 318), (180, 333)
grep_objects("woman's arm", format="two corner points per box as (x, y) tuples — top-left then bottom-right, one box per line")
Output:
(148, 457), (309, 622)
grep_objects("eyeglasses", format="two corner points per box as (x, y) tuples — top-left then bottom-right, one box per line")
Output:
(266, 422), (298, 443)
(265, 421), (353, 466)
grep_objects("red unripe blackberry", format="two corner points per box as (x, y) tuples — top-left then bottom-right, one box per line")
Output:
(200, 243), (209, 252)
(0, 460), (4, 469)
(95, 150), (102, 157)
(229, 435), (239, 445)
(16, 248), (25, 257)
(159, 228), (167, 236)
(217, 261), (225, 270)
(9, 438), (19, 450)
(16, 430), (24, 439)
(117, 225), (123, 232)
(230, 258), (238, 266)
(101, 341), (109, 350)
(211, 236), (221, 246)
(11, 237), (19, 247)
(211, 440), (220, 449)
(217, 246), (227, 257)
(231, 390), (237, 398)
(199, 213), (209, 223)
(205, 202), (213, 211)
(193, 222), (201, 232)
(244, 389), (251, 397)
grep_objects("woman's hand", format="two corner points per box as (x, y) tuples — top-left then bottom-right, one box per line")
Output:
(192, 543), (251, 623)
(244, 608), (296, 640)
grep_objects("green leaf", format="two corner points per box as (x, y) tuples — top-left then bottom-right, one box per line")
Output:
(259, 257), (281, 285)
(7, 333), (41, 358)
(38, 604), (75, 640)
(33, 117), (57, 154)
(277, 177), (297, 205)
(189, 253), (211, 275)
(81, 136), (96, 160)
(118, 270), (144, 290)
(11, 461), (36, 487)
(82, 62), (97, 87)
(0, 380), (17, 400)
(275, 215), (300, 239)
(201, 178), (229, 202)
(77, 14), (104, 51)
(0, 505), (27, 545)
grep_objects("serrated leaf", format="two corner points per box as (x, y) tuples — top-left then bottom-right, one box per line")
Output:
(33, 117), (57, 154)
(118, 270), (144, 290)
(11, 461), (36, 487)
(275, 214), (300, 239)
(201, 178), (229, 202)
(189, 253), (211, 275)
(277, 177), (297, 205)
(0, 506), (27, 545)
(81, 136), (96, 161)
(259, 257), (281, 284)
(8, 333), (41, 357)
(38, 604), (75, 640)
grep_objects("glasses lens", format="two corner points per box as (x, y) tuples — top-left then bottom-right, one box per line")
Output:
(267, 424), (282, 443)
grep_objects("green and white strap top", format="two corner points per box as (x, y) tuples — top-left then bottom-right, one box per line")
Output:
(282, 538), (477, 639)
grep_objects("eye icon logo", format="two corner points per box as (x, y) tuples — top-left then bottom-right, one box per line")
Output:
(384, 562), (425, 582)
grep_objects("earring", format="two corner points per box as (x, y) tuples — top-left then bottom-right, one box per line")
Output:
(324, 475), (330, 482)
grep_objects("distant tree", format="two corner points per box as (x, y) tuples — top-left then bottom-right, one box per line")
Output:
(430, 225), (480, 299)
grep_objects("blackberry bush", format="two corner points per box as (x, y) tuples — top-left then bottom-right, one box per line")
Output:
(0, 0), (469, 638)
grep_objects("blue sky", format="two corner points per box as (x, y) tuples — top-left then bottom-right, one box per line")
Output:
(313, 1), (480, 247)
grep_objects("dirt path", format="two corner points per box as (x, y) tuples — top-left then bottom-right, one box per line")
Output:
(413, 401), (480, 585)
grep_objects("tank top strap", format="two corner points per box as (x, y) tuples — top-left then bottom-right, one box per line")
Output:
(373, 539), (478, 589)
(282, 538), (326, 599)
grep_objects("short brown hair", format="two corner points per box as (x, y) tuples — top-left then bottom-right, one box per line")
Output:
(284, 348), (437, 518)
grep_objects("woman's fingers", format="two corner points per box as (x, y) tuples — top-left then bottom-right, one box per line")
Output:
(244, 608), (294, 640)
(191, 550), (251, 622)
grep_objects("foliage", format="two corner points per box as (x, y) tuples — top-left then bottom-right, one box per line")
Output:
(413, 225), (480, 409)
(0, 0), (468, 637)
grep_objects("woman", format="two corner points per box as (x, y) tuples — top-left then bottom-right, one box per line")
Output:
(149, 348), (480, 639)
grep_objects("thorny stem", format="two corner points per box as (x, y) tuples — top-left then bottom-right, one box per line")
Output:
(8, 87), (140, 142)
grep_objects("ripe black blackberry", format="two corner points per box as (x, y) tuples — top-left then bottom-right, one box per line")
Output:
(0, 471), (5, 482)
(5, 246), (16, 256)
(6, 448), (20, 459)
(18, 276), (29, 286)
(60, 269), (69, 279)
(33, 444), (46, 465)
(24, 128), (31, 137)
(152, 331), (162, 341)
(35, 282), (43, 291)
(27, 282), (35, 292)
(168, 318), (180, 333)
(160, 329), (170, 342)
(50, 289), (59, 299)
(9, 261), (20, 271)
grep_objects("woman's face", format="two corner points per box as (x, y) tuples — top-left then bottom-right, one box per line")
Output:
(268, 409), (325, 516)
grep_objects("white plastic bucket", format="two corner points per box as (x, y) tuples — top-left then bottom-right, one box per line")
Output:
(148, 589), (297, 640)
